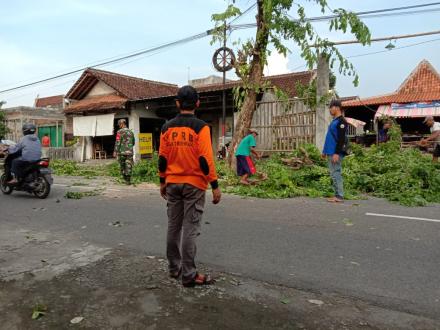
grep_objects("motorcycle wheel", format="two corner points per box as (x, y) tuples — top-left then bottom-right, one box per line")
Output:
(0, 173), (13, 195)
(33, 175), (51, 199)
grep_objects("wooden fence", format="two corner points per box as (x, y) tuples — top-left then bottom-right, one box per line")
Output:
(46, 147), (76, 160)
(251, 99), (315, 152)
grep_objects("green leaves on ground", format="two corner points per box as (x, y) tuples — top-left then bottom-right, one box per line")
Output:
(31, 303), (47, 319)
(64, 190), (102, 199)
(53, 144), (439, 207)
(52, 154), (160, 185)
(219, 143), (439, 206)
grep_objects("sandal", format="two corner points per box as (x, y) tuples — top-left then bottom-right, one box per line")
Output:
(327, 197), (344, 203)
(182, 273), (215, 287)
(169, 268), (182, 279)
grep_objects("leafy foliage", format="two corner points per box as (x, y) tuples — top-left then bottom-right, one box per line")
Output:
(64, 190), (102, 199)
(0, 104), (8, 139)
(53, 145), (439, 207)
(295, 72), (337, 110)
(52, 154), (160, 184)
(211, 1), (370, 91)
(211, 1), (371, 166)
(219, 143), (440, 206)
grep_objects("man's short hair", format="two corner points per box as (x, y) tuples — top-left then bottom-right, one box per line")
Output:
(248, 129), (258, 135)
(118, 119), (126, 126)
(329, 99), (342, 108)
(176, 85), (199, 110)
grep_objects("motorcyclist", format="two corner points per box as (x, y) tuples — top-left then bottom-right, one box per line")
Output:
(7, 123), (42, 184)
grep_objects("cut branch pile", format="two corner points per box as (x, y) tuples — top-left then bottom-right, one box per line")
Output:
(281, 147), (314, 170)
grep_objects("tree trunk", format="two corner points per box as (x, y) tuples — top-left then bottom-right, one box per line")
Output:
(227, 0), (269, 167)
(227, 66), (262, 167)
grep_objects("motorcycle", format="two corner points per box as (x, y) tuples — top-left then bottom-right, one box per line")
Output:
(0, 147), (53, 199)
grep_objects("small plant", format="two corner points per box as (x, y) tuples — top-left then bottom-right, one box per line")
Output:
(64, 190), (101, 199)
(32, 303), (47, 320)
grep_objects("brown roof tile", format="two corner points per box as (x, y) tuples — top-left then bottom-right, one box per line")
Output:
(35, 95), (64, 108)
(343, 60), (440, 107)
(195, 70), (316, 97)
(64, 94), (127, 114)
(66, 68), (178, 100)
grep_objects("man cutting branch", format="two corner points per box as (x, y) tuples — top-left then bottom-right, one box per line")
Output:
(420, 116), (440, 163)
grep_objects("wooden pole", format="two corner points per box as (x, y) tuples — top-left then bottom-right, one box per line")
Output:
(315, 53), (330, 150)
(55, 120), (59, 148)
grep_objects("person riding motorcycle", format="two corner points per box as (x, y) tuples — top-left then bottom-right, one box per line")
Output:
(6, 123), (42, 185)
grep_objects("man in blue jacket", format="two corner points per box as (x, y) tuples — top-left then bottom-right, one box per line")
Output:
(7, 123), (42, 184)
(322, 99), (348, 203)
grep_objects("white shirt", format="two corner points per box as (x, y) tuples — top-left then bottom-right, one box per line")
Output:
(430, 121), (440, 144)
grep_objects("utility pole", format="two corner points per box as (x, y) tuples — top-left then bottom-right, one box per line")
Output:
(221, 22), (227, 158)
(315, 53), (331, 151)
(212, 22), (235, 159)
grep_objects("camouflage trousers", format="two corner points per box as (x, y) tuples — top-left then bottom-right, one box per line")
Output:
(118, 154), (133, 180)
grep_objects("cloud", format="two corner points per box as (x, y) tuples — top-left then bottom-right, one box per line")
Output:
(264, 50), (290, 76)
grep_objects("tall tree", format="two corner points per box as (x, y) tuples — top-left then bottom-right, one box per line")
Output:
(211, 0), (370, 165)
(0, 101), (7, 139)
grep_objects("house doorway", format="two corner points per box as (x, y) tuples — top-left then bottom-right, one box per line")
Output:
(140, 118), (165, 153)
(92, 117), (129, 159)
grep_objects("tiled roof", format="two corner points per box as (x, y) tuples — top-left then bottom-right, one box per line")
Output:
(66, 68), (178, 100)
(64, 94), (128, 114)
(343, 60), (440, 107)
(343, 92), (440, 107)
(35, 95), (64, 108)
(196, 70), (316, 97)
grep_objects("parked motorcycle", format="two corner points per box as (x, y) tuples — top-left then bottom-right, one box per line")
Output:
(0, 147), (53, 199)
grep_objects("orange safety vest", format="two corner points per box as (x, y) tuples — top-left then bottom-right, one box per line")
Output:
(159, 113), (218, 191)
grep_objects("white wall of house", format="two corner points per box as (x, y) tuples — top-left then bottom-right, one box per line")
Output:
(129, 105), (161, 161)
(85, 81), (116, 98)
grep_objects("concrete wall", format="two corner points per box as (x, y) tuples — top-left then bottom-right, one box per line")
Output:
(131, 103), (161, 119)
(190, 75), (232, 87)
(85, 81), (115, 98)
(3, 107), (65, 143)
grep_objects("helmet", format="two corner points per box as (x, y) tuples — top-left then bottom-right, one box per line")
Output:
(22, 123), (36, 135)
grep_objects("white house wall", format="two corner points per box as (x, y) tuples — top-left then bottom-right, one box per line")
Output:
(85, 81), (116, 98)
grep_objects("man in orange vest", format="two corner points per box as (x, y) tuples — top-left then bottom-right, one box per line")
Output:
(159, 85), (221, 287)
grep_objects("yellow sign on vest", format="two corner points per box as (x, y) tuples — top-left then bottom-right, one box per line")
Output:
(139, 133), (153, 154)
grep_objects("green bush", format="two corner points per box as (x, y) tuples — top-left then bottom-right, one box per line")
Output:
(52, 144), (440, 206)
(219, 143), (439, 206)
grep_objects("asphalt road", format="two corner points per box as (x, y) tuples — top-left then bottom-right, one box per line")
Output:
(1, 178), (439, 319)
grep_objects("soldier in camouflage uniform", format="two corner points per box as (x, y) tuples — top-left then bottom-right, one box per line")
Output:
(113, 119), (135, 184)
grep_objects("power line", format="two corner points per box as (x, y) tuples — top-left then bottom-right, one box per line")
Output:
(2, 2), (440, 95)
(229, 2), (257, 24)
(313, 30), (440, 47)
(0, 40), (195, 90)
(356, 7), (440, 19)
(232, 1), (440, 29)
(0, 31), (210, 95)
(290, 36), (440, 71)
(347, 37), (440, 59)
(1, 4), (260, 95)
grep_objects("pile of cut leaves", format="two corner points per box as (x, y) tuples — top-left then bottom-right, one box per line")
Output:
(218, 142), (440, 206)
(52, 143), (439, 206)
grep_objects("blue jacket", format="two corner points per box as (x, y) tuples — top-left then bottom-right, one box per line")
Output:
(9, 134), (42, 162)
(323, 116), (348, 156)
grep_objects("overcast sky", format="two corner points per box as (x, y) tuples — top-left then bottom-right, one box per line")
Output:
(1, 0), (439, 107)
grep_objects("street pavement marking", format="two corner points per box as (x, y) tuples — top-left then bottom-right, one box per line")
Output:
(366, 212), (440, 223)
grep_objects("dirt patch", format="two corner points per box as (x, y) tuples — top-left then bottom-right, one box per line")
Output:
(1, 250), (438, 330)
